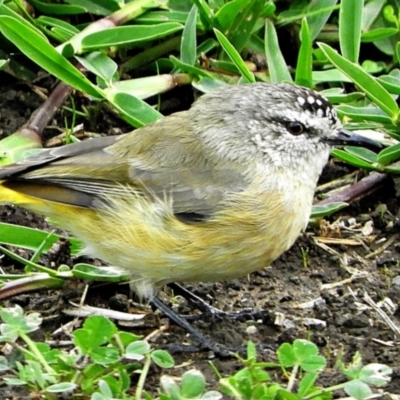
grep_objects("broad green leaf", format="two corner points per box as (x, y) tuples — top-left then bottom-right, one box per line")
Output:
(216, 0), (265, 53)
(46, 383), (78, 393)
(362, 27), (398, 42)
(336, 105), (392, 124)
(318, 43), (399, 120)
(62, 0), (119, 15)
(81, 23), (184, 51)
(339, 0), (363, 63)
(0, 16), (101, 98)
(0, 222), (81, 254)
(107, 92), (163, 127)
(359, 363), (392, 386)
(214, 29), (255, 83)
(151, 350), (175, 368)
(362, 0), (386, 30)
(311, 202), (348, 218)
(377, 142), (400, 165)
(28, 0), (86, 14)
(72, 264), (129, 282)
(321, 89), (365, 103)
(277, 343), (296, 367)
(295, 18), (312, 88)
(77, 52), (117, 83)
(378, 74), (400, 95)
(313, 68), (352, 83)
(136, 10), (197, 26)
(332, 149), (379, 170)
(264, 19), (292, 83)
(307, 0), (338, 41)
(343, 146), (378, 163)
(181, 370), (206, 398)
(83, 315), (117, 342)
(344, 380), (372, 399)
(192, 0), (213, 30)
(36, 16), (79, 36)
(181, 5), (198, 66)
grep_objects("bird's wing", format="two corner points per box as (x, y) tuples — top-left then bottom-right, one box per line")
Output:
(0, 114), (247, 218)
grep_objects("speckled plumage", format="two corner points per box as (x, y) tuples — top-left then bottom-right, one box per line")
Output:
(0, 83), (355, 298)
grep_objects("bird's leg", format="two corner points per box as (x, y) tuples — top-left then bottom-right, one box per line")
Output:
(150, 296), (233, 357)
(168, 283), (266, 322)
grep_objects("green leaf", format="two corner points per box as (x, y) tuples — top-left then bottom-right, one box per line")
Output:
(46, 383), (78, 393)
(136, 10), (196, 25)
(344, 380), (372, 399)
(378, 74), (400, 95)
(192, 0), (213, 30)
(307, 0), (339, 41)
(81, 23), (184, 51)
(377, 142), (400, 165)
(295, 18), (312, 88)
(339, 0), (363, 62)
(28, 0), (86, 14)
(84, 315), (117, 342)
(125, 340), (150, 359)
(107, 92), (163, 128)
(181, 370), (206, 398)
(264, 19), (292, 83)
(318, 43), (399, 120)
(311, 202), (348, 218)
(300, 355), (327, 372)
(277, 343), (296, 367)
(0, 16), (102, 98)
(217, 0), (265, 53)
(293, 339), (318, 360)
(362, 0), (386, 31)
(77, 52), (117, 83)
(0, 222), (80, 253)
(359, 363), (392, 386)
(313, 68), (352, 84)
(91, 346), (120, 365)
(362, 27), (398, 42)
(214, 28), (255, 83)
(246, 341), (257, 360)
(337, 105), (392, 124)
(72, 263), (129, 282)
(321, 89), (365, 103)
(343, 146), (378, 163)
(181, 5), (198, 66)
(298, 372), (318, 397)
(151, 350), (175, 368)
(331, 149), (379, 170)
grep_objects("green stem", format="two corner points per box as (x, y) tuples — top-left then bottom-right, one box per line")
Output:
(303, 382), (346, 399)
(0, 246), (58, 276)
(136, 354), (152, 400)
(20, 332), (56, 376)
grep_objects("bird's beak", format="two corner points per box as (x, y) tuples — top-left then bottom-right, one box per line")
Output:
(326, 128), (382, 151)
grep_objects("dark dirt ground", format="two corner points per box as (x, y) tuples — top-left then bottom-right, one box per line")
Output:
(1, 79), (400, 399)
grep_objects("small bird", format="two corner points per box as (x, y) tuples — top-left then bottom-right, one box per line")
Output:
(0, 83), (375, 299)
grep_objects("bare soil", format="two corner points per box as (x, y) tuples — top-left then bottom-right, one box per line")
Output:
(1, 80), (400, 398)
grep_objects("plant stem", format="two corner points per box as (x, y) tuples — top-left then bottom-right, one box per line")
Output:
(20, 332), (57, 376)
(286, 363), (299, 392)
(136, 354), (152, 400)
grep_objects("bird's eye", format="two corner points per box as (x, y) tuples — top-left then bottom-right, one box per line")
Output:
(286, 122), (305, 136)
